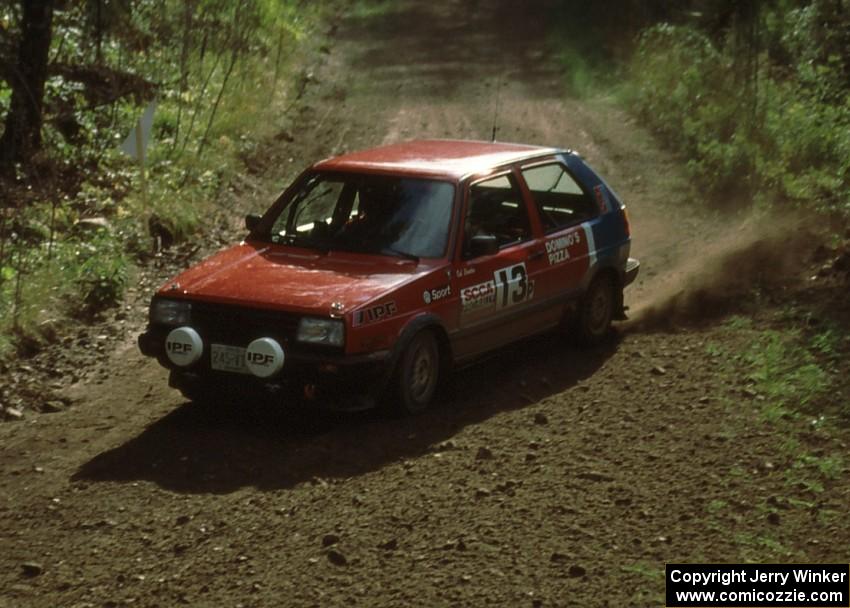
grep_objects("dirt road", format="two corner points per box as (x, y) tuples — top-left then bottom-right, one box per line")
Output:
(1, 1), (848, 607)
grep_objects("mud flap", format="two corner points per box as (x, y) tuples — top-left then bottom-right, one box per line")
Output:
(615, 258), (640, 320)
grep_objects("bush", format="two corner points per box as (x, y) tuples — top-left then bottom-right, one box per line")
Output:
(628, 17), (849, 216)
(72, 230), (128, 316)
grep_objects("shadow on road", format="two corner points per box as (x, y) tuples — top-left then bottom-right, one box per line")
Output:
(73, 332), (620, 494)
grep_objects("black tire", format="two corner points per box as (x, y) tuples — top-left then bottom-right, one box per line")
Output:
(573, 273), (616, 346)
(393, 330), (440, 415)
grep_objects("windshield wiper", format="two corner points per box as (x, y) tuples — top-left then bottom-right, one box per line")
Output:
(380, 246), (419, 263)
(281, 233), (329, 254)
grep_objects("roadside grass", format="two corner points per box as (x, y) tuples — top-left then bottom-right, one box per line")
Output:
(706, 499), (727, 514)
(621, 562), (664, 606)
(0, 211), (131, 357)
(349, 0), (396, 19)
(734, 532), (795, 561)
(696, 314), (847, 560)
(735, 323), (842, 490)
(704, 341), (724, 358)
(737, 328), (831, 420)
(621, 562), (663, 581)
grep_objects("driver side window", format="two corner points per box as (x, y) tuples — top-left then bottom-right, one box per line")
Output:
(464, 174), (530, 256)
(271, 179), (345, 241)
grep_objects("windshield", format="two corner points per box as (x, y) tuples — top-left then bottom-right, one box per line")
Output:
(255, 172), (456, 259)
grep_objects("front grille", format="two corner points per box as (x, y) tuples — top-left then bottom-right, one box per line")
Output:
(189, 302), (301, 348)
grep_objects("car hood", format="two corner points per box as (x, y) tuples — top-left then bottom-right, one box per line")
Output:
(159, 242), (427, 314)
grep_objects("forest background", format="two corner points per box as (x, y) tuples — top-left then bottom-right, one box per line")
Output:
(0, 0), (847, 361)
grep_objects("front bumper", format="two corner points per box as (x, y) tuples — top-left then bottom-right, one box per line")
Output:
(138, 327), (392, 408)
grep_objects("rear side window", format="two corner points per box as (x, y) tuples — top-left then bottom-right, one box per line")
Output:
(521, 163), (597, 232)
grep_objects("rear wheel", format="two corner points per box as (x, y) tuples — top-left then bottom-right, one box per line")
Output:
(573, 273), (616, 346)
(394, 330), (440, 415)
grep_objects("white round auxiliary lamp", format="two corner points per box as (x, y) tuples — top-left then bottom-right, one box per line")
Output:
(245, 337), (285, 378)
(165, 327), (204, 367)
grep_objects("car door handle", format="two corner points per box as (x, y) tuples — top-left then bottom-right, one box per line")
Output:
(528, 249), (545, 261)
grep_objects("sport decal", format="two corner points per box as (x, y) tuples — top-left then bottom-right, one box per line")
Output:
(352, 301), (397, 327)
(423, 285), (451, 304)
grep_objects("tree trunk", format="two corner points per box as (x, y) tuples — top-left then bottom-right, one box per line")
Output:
(0, 0), (55, 173)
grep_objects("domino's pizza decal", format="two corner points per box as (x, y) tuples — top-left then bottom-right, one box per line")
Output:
(545, 223), (597, 267)
(545, 230), (582, 265)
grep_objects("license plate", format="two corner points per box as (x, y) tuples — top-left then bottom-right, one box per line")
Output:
(210, 344), (250, 374)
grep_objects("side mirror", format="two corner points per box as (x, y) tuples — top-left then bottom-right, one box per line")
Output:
(469, 234), (498, 258)
(245, 213), (262, 232)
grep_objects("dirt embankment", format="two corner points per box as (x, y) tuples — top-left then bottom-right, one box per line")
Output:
(0, 2), (848, 607)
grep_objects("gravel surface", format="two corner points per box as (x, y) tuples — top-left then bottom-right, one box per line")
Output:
(1, 1), (848, 607)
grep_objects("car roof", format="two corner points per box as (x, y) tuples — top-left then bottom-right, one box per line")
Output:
(312, 139), (562, 181)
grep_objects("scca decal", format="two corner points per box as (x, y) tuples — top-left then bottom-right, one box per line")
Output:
(461, 262), (534, 313)
(461, 279), (496, 312)
(352, 301), (398, 327)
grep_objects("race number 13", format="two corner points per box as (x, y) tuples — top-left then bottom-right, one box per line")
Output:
(495, 262), (529, 308)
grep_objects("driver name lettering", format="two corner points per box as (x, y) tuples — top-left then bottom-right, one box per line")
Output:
(352, 301), (397, 327)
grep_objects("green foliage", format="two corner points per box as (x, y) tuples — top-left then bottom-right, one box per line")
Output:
(733, 532), (793, 560)
(0, 217), (128, 358)
(349, 0), (397, 19)
(810, 327), (841, 356)
(548, 1), (632, 96)
(0, 0), (328, 361)
(72, 230), (128, 315)
(553, 46), (599, 98)
(785, 452), (845, 494)
(626, 4), (850, 215)
(742, 330), (830, 416)
(706, 499), (727, 513)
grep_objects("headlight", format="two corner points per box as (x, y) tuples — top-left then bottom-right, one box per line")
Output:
(296, 317), (344, 347)
(150, 299), (192, 326)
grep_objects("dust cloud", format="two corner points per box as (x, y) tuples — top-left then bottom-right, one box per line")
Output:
(627, 212), (814, 329)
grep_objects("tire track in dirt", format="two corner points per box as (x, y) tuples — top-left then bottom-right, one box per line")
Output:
(1, 2), (847, 607)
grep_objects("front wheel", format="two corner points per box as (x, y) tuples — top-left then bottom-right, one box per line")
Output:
(393, 330), (440, 415)
(573, 273), (616, 346)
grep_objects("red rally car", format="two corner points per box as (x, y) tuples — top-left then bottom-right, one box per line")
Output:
(138, 139), (639, 414)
